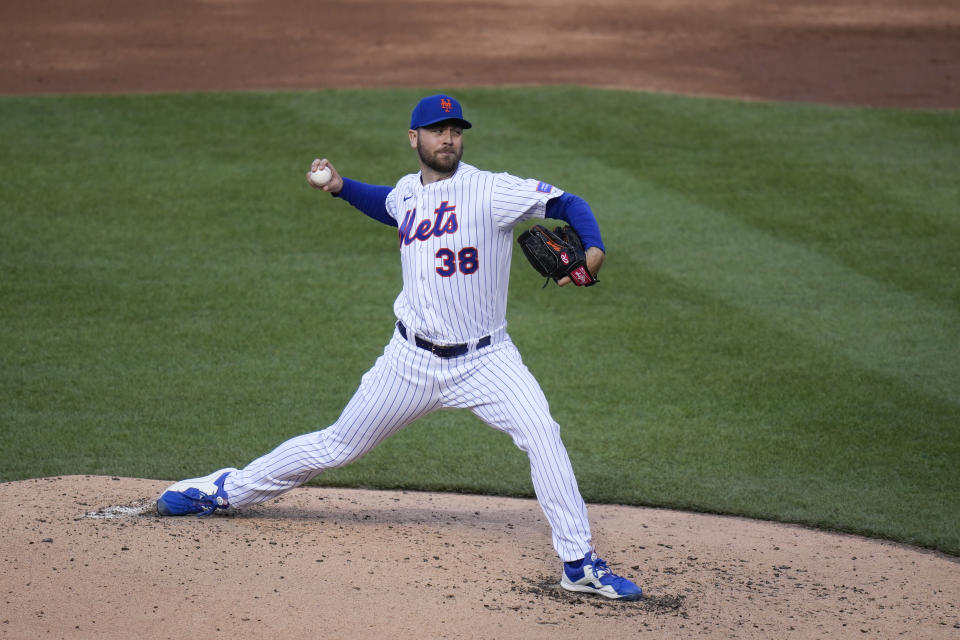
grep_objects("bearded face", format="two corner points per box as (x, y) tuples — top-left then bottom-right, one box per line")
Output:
(414, 124), (464, 175)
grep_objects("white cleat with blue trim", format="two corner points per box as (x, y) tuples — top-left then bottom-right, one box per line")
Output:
(560, 551), (643, 601)
(156, 468), (236, 516)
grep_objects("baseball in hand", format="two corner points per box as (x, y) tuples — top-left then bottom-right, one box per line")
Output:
(308, 166), (333, 187)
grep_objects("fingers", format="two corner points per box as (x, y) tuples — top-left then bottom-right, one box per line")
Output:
(306, 158), (327, 180)
(306, 158), (344, 194)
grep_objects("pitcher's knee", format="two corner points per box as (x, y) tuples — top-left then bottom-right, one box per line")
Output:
(308, 428), (378, 469)
(508, 420), (564, 455)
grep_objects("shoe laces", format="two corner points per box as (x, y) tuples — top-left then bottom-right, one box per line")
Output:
(589, 554), (611, 579)
(193, 490), (227, 517)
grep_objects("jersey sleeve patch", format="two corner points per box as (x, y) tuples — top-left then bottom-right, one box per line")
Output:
(536, 181), (553, 194)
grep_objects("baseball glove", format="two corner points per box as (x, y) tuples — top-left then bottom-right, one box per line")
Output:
(517, 224), (597, 287)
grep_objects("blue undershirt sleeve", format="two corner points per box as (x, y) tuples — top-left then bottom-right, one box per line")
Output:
(544, 192), (606, 253)
(333, 177), (397, 227)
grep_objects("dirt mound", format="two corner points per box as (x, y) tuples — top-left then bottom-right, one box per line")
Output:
(1, 476), (957, 638)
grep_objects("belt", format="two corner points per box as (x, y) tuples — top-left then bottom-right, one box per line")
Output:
(396, 321), (491, 359)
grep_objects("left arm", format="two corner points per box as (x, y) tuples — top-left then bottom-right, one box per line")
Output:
(545, 192), (606, 286)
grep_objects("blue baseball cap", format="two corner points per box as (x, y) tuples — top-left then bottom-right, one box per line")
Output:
(409, 94), (472, 130)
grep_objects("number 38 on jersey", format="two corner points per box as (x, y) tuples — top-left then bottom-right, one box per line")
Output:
(435, 247), (479, 277)
(398, 201), (480, 278)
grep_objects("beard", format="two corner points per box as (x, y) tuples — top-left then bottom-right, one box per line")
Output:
(417, 137), (463, 174)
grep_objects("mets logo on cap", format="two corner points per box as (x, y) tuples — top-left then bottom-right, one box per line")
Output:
(410, 94), (473, 130)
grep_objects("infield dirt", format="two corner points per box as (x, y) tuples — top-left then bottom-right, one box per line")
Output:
(2, 476), (959, 638)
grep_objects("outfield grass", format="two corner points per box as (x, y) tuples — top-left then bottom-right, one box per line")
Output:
(1, 87), (957, 555)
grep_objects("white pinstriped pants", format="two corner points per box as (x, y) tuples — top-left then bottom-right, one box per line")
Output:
(224, 328), (593, 561)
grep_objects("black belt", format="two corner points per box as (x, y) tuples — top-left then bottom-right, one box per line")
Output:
(396, 321), (491, 359)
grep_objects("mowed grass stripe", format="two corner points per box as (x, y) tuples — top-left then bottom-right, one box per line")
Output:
(630, 185), (960, 405)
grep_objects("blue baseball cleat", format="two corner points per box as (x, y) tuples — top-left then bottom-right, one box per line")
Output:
(156, 468), (236, 516)
(560, 551), (643, 601)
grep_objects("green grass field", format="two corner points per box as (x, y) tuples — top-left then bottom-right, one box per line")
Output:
(1, 87), (958, 555)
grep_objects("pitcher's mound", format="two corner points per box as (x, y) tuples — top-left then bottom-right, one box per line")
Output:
(1, 476), (957, 638)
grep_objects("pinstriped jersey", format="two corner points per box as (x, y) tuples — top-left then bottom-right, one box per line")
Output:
(384, 162), (563, 344)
